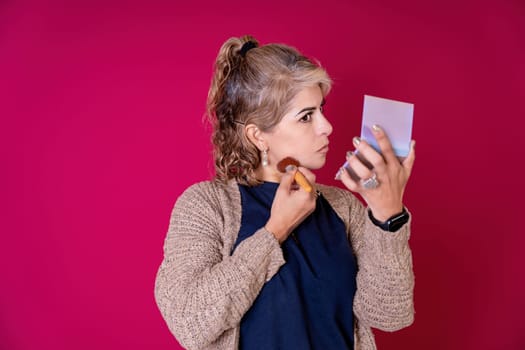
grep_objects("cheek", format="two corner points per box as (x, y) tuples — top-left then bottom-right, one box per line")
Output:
(279, 135), (313, 160)
(279, 130), (307, 149)
(267, 125), (313, 157)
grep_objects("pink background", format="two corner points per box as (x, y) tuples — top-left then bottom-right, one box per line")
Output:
(1, 0), (524, 349)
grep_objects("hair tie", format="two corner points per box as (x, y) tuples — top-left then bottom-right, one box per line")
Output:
(239, 41), (257, 57)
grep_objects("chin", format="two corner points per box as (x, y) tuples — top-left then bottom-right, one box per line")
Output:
(302, 156), (327, 170)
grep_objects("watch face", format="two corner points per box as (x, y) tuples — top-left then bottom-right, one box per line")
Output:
(388, 212), (410, 232)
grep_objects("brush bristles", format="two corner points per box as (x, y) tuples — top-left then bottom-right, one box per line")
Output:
(276, 157), (300, 173)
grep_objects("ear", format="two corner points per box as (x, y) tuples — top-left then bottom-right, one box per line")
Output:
(245, 123), (267, 151)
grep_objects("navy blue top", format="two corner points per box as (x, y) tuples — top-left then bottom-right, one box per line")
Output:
(233, 182), (358, 350)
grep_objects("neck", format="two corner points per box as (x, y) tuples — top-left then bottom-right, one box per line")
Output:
(254, 165), (282, 183)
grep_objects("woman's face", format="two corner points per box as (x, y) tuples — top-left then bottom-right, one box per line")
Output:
(262, 85), (333, 171)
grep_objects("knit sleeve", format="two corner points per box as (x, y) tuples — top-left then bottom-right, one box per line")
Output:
(345, 191), (415, 332)
(154, 182), (285, 350)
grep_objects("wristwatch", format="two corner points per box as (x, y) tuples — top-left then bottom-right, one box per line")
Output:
(368, 208), (410, 232)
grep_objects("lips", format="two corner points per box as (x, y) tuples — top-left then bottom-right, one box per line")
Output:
(317, 144), (329, 152)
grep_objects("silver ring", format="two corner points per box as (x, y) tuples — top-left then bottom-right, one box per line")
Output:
(361, 173), (379, 189)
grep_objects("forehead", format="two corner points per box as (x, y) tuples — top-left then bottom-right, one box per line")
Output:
(289, 85), (324, 109)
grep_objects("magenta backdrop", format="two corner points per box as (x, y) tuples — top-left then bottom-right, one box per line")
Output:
(1, 0), (524, 349)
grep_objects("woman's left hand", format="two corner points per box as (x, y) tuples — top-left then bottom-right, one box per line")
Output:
(338, 124), (416, 221)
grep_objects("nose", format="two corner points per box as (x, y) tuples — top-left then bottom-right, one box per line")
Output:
(317, 111), (333, 136)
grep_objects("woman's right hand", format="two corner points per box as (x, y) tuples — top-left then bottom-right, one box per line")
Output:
(265, 166), (317, 243)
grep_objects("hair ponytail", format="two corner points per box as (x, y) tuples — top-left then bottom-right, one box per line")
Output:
(206, 35), (259, 125)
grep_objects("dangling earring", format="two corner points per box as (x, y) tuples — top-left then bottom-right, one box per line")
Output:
(262, 149), (269, 167)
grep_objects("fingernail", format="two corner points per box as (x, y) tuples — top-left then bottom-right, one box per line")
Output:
(412, 140), (416, 149)
(352, 137), (361, 146)
(334, 167), (345, 180)
(346, 150), (353, 158)
(372, 124), (381, 132)
(285, 164), (296, 172)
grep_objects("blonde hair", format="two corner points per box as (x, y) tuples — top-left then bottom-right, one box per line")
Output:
(206, 35), (332, 185)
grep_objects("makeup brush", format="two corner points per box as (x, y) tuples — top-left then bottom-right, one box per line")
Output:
(276, 157), (313, 193)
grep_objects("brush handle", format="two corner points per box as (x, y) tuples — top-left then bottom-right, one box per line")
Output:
(294, 171), (313, 192)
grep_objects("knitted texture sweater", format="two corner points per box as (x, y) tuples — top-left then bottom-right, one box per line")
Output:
(154, 180), (414, 350)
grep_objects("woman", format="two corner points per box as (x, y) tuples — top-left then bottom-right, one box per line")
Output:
(155, 35), (415, 350)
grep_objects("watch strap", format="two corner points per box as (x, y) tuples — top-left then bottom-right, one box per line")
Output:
(368, 208), (410, 232)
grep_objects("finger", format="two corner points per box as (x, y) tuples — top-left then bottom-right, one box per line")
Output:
(338, 165), (361, 193)
(335, 157), (360, 182)
(347, 151), (375, 180)
(402, 140), (416, 175)
(353, 137), (387, 173)
(279, 165), (297, 193)
(370, 124), (398, 164)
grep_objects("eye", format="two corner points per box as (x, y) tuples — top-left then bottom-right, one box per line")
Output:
(299, 112), (313, 123)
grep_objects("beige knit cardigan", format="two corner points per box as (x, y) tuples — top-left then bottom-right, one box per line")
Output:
(155, 180), (414, 350)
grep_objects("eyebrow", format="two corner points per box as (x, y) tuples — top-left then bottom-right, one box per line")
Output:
(294, 99), (326, 116)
